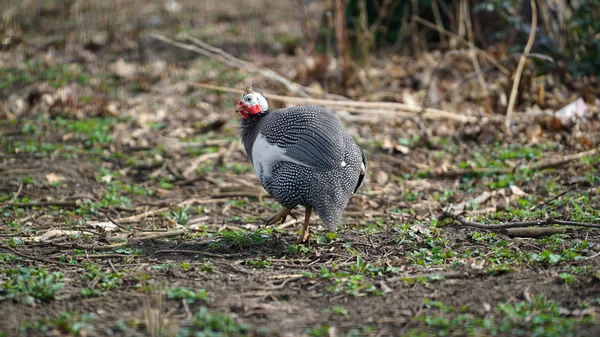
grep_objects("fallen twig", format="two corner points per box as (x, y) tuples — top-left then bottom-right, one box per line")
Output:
(505, 0), (537, 131)
(412, 15), (509, 75)
(441, 211), (600, 229)
(9, 183), (23, 204)
(115, 198), (228, 224)
(50, 229), (187, 251)
(182, 152), (221, 179)
(503, 227), (566, 238)
(195, 83), (476, 123)
(0, 168), (40, 175)
(153, 249), (237, 258)
(151, 34), (312, 98)
(387, 271), (469, 283)
(1, 245), (82, 268)
(528, 147), (598, 170)
(3, 201), (79, 208)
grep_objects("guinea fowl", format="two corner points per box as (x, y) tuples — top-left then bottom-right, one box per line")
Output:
(236, 84), (367, 243)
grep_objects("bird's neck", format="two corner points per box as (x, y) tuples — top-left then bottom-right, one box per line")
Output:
(240, 111), (269, 159)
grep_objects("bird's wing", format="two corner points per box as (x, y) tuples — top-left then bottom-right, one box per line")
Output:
(260, 105), (345, 170)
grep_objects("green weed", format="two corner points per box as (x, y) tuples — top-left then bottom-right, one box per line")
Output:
(166, 287), (209, 304)
(178, 307), (247, 336)
(0, 267), (64, 304)
(22, 312), (97, 336)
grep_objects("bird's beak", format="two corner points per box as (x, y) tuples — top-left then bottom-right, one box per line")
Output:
(235, 100), (245, 113)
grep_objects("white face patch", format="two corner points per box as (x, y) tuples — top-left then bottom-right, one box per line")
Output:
(341, 161), (347, 168)
(251, 132), (311, 183)
(242, 92), (269, 112)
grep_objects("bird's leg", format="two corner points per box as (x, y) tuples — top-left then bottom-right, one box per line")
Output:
(296, 206), (312, 244)
(265, 207), (295, 226)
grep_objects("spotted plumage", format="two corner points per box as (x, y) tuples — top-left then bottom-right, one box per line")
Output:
(236, 85), (366, 242)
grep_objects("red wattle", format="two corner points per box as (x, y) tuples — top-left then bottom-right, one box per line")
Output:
(244, 105), (263, 115)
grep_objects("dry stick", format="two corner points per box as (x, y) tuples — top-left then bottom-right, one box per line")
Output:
(504, 227), (566, 238)
(9, 183), (23, 204)
(153, 249), (236, 258)
(529, 184), (578, 212)
(505, 0), (537, 132)
(50, 229), (188, 251)
(184, 36), (346, 99)
(0, 168), (40, 175)
(80, 254), (137, 259)
(194, 83), (475, 123)
(182, 152), (220, 179)
(150, 33), (311, 98)
(4, 201), (78, 208)
(1, 245), (82, 268)
(462, 0), (488, 98)
(418, 52), (554, 118)
(387, 271), (469, 283)
(528, 147), (598, 170)
(115, 198), (228, 224)
(412, 15), (509, 75)
(293, 0), (314, 54)
(441, 211), (600, 230)
(434, 147), (597, 179)
(431, 0), (447, 45)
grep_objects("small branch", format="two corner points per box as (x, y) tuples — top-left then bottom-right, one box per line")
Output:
(1, 245), (82, 268)
(195, 83), (476, 123)
(503, 227), (566, 238)
(80, 254), (138, 259)
(3, 201), (78, 208)
(428, 167), (513, 178)
(9, 183), (23, 204)
(505, 0), (537, 132)
(150, 33), (311, 98)
(153, 249), (237, 258)
(50, 229), (187, 251)
(441, 211), (600, 230)
(387, 271), (469, 283)
(115, 198), (228, 224)
(528, 147), (598, 170)
(182, 153), (220, 179)
(412, 15), (509, 75)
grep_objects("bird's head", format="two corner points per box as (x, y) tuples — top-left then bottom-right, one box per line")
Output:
(236, 84), (268, 119)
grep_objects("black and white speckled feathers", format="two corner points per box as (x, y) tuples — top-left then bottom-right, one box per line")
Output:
(241, 105), (366, 231)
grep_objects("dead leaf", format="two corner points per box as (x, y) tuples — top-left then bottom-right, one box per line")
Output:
(470, 259), (485, 270)
(89, 221), (119, 232)
(376, 171), (389, 185)
(509, 185), (527, 196)
(555, 97), (588, 126)
(32, 230), (90, 242)
(46, 172), (65, 184)
(110, 58), (137, 79)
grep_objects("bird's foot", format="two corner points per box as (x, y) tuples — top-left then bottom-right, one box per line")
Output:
(296, 229), (310, 244)
(296, 206), (312, 244)
(264, 207), (295, 226)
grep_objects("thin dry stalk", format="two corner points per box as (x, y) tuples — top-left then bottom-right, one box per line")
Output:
(143, 292), (178, 337)
(292, 0), (314, 54)
(150, 33), (311, 98)
(431, 0), (447, 45)
(441, 211), (600, 230)
(195, 83), (476, 123)
(527, 147), (598, 170)
(461, 0), (488, 97)
(334, 0), (347, 80)
(413, 15), (509, 75)
(505, 0), (537, 132)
